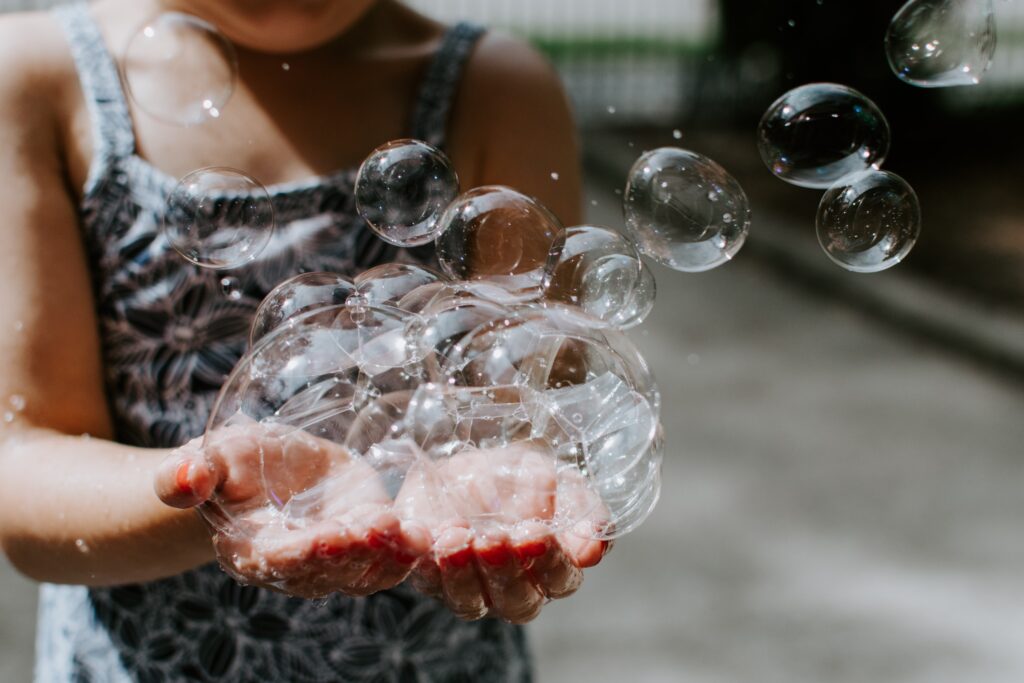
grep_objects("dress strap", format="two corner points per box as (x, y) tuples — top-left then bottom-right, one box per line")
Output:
(409, 22), (486, 150)
(53, 2), (136, 164)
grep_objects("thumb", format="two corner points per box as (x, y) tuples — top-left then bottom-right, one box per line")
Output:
(154, 438), (218, 508)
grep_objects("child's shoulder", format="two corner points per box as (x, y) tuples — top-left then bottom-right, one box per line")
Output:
(0, 10), (79, 135)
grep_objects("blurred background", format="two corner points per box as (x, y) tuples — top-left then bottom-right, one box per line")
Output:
(2, 1), (1023, 682)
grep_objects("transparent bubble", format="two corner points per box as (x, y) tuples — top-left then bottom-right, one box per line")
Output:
(250, 272), (355, 346)
(164, 167), (275, 269)
(758, 83), (891, 189)
(355, 139), (460, 247)
(624, 148), (750, 272)
(220, 276), (242, 301)
(816, 169), (921, 273)
(886, 0), (996, 88)
(435, 186), (563, 299)
(122, 12), (237, 126)
(353, 263), (445, 307)
(543, 226), (656, 328)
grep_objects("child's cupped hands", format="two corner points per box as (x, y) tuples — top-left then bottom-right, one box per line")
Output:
(155, 423), (610, 621)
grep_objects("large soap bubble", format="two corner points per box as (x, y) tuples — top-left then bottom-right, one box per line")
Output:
(355, 140), (460, 247)
(543, 225), (655, 328)
(164, 167), (275, 270)
(353, 263), (444, 308)
(816, 169), (921, 273)
(624, 148), (750, 272)
(249, 272), (355, 346)
(886, 0), (996, 88)
(435, 186), (563, 299)
(122, 12), (238, 127)
(758, 83), (890, 189)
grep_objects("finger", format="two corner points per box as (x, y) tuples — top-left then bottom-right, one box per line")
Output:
(356, 520), (432, 594)
(474, 529), (545, 624)
(154, 440), (217, 508)
(436, 526), (488, 620)
(513, 521), (583, 599)
(558, 522), (612, 569)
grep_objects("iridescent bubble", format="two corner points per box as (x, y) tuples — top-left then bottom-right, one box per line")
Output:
(816, 169), (921, 273)
(355, 139), (459, 247)
(164, 167), (275, 269)
(122, 12), (237, 126)
(623, 148), (750, 272)
(249, 272), (355, 346)
(543, 225), (656, 328)
(435, 186), (563, 299)
(758, 83), (891, 189)
(886, 0), (996, 88)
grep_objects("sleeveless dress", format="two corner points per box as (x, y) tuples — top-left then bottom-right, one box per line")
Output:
(36, 4), (532, 682)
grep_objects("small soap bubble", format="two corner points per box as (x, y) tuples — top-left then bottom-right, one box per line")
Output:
(355, 139), (459, 247)
(9, 395), (26, 412)
(758, 83), (890, 189)
(607, 105), (617, 114)
(122, 12), (238, 126)
(75, 539), (90, 553)
(886, 0), (996, 87)
(220, 276), (242, 301)
(550, 172), (560, 181)
(435, 186), (562, 299)
(672, 129), (683, 140)
(624, 147), (750, 272)
(163, 167), (275, 269)
(816, 169), (921, 273)
(281, 62), (291, 71)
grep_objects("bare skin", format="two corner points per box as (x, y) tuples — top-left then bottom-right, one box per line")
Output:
(0, 0), (584, 616)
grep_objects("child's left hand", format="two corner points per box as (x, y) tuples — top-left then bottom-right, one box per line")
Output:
(394, 443), (611, 623)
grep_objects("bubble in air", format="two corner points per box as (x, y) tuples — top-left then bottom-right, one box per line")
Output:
(355, 139), (459, 247)
(886, 0), (996, 87)
(758, 83), (890, 189)
(163, 167), (275, 269)
(623, 148), (750, 272)
(435, 186), (563, 299)
(816, 169), (921, 273)
(543, 225), (655, 328)
(122, 12), (238, 126)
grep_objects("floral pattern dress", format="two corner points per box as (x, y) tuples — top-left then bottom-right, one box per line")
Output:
(36, 4), (532, 682)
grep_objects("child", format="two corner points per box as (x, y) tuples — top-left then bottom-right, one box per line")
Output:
(0, 0), (599, 680)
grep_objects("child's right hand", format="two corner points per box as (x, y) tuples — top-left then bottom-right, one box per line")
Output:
(154, 424), (431, 599)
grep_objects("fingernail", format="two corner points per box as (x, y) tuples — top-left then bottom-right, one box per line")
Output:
(175, 461), (192, 495)
(393, 550), (418, 565)
(442, 547), (473, 569)
(517, 540), (549, 559)
(478, 545), (512, 567)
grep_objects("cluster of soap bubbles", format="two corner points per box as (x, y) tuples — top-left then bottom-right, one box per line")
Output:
(203, 261), (663, 550)
(758, 83), (921, 272)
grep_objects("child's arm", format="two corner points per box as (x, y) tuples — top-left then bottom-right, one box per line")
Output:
(0, 18), (213, 586)
(448, 32), (583, 226)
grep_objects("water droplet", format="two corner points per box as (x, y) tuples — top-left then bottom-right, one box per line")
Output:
(886, 0), (996, 88)
(787, 19), (797, 27)
(758, 83), (890, 189)
(672, 129), (683, 140)
(8, 395), (26, 412)
(75, 539), (90, 553)
(550, 172), (560, 181)
(281, 62), (291, 71)
(607, 105), (617, 114)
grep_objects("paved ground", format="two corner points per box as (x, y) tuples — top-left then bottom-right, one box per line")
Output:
(4, 176), (1024, 682)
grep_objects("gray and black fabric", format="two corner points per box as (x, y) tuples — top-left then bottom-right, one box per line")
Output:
(37, 4), (532, 682)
